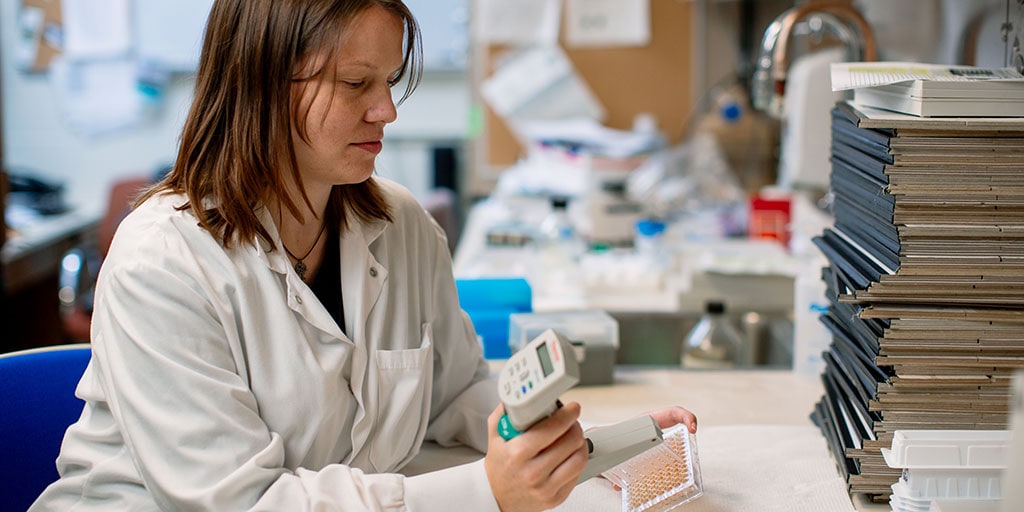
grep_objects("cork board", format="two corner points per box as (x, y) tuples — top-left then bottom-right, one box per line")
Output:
(481, 0), (694, 168)
(19, 0), (63, 72)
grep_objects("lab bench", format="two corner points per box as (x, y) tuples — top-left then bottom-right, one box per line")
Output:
(406, 367), (887, 511)
(452, 198), (801, 367)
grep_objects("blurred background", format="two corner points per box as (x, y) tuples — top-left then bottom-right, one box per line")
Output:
(0, 0), (1014, 354)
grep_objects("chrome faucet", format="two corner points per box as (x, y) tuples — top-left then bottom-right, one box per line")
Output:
(751, 2), (877, 118)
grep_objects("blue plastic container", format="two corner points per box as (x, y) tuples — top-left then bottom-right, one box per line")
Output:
(455, 278), (532, 359)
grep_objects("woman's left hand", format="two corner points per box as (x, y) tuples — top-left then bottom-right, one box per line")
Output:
(603, 406), (698, 491)
(649, 406), (698, 434)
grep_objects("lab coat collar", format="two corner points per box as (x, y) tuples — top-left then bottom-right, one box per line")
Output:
(250, 202), (389, 274)
(253, 205), (291, 276)
(252, 202), (392, 345)
(250, 204), (355, 342)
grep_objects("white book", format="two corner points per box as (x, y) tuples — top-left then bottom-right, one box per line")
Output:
(831, 61), (1024, 91)
(854, 83), (1024, 118)
(836, 62), (1024, 117)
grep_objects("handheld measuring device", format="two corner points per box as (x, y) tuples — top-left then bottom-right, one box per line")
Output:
(497, 329), (580, 439)
(497, 328), (665, 483)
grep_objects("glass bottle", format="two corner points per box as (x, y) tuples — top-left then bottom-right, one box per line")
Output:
(681, 301), (745, 369)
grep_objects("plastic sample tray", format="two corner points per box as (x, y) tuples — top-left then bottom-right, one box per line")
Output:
(602, 424), (703, 512)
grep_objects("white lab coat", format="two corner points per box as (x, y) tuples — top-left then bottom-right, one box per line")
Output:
(31, 178), (501, 511)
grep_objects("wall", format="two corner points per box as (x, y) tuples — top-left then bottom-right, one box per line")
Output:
(4, 0), (1006, 214)
(0, 0), (189, 217)
(0, 2), (470, 218)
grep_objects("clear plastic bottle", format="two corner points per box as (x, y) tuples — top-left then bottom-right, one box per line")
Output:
(634, 218), (667, 266)
(538, 196), (584, 259)
(540, 197), (575, 243)
(681, 301), (745, 369)
(535, 196), (584, 297)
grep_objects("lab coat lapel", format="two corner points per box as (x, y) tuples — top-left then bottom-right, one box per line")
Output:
(341, 216), (389, 461)
(339, 218), (388, 346)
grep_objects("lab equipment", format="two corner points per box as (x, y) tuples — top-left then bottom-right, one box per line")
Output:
(681, 301), (745, 368)
(625, 133), (745, 225)
(602, 423), (703, 512)
(751, 2), (876, 120)
(582, 174), (643, 248)
(578, 415), (663, 482)
(750, 2), (876, 192)
(497, 328), (665, 483)
(509, 310), (619, 386)
(497, 328), (580, 438)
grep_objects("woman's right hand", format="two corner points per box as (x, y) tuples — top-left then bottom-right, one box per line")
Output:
(484, 402), (588, 512)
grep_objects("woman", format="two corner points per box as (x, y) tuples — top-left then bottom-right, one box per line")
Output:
(32, 1), (695, 511)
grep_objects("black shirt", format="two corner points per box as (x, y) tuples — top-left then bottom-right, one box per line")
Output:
(309, 226), (345, 335)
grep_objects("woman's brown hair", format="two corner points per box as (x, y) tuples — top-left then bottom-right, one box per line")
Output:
(138, 0), (422, 249)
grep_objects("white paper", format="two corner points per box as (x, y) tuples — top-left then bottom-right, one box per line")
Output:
(565, 0), (650, 48)
(62, 0), (132, 59)
(518, 118), (661, 158)
(481, 46), (604, 126)
(830, 61), (1024, 91)
(51, 57), (143, 137)
(135, 0), (216, 71)
(473, 0), (561, 46)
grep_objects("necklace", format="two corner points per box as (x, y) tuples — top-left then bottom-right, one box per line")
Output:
(282, 220), (328, 281)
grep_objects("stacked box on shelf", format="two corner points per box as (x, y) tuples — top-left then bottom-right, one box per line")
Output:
(810, 101), (1024, 502)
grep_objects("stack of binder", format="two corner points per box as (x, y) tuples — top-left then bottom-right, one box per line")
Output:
(810, 101), (1024, 501)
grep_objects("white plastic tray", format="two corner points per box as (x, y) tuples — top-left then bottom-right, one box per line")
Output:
(927, 497), (1002, 512)
(899, 468), (1003, 500)
(881, 430), (1010, 469)
(890, 484), (1002, 512)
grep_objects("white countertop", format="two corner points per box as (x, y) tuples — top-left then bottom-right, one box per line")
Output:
(563, 368), (823, 428)
(406, 368), (889, 511)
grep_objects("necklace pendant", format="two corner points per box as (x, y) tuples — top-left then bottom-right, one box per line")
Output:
(294, 261), (307, 280)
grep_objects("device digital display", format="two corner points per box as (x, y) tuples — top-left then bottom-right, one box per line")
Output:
(537, 342), (554, 377)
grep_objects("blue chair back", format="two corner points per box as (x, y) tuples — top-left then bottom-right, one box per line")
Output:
(0, 344), (91, 511)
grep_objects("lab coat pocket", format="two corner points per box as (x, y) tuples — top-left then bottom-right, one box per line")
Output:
(368, 324), (434, 472)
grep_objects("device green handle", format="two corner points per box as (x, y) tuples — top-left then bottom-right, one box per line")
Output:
(497, 413), (522, 440)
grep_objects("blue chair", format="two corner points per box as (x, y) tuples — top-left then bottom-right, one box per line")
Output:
(456, 278), (532, 359)
(0, 344), (91, 511)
